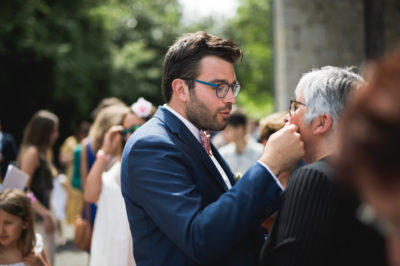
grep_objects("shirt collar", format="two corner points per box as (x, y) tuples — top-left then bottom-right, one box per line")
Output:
(163, 104), (201, 143)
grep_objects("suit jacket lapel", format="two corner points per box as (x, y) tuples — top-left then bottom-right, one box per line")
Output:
(155, 107), (231, 191)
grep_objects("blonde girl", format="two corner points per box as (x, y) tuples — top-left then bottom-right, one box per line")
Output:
(84, 98), (155, 266)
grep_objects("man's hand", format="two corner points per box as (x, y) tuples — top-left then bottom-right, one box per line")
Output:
(259, 124), (304, 176)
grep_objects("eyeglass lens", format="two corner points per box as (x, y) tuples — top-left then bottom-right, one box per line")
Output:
(289, 100), (305, 114)
(217, 83), (240, 98)
(289, 101), (295, 114)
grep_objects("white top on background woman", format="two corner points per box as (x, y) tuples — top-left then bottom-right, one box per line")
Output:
(84, 99), (155, 266)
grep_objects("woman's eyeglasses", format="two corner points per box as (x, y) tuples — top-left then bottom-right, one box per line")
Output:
(289, 100), (306, 115)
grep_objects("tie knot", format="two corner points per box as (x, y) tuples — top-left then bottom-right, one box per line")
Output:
(200, 130), (213, 156)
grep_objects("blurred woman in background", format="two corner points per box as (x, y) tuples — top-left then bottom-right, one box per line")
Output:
(18, 109), (59, 266)
(84, 97), (155, 266)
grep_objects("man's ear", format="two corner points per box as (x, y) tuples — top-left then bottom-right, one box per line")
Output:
(313, 114), (332, 135)
(171, 78), (189, 103)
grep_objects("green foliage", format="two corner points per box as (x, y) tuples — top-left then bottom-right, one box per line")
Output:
(0, 0), (113, 136)
(0, 0), (273, 147)
(0, 0), (184, 144)
(223, 0), (273, 120)
(91, 0), (183, 106)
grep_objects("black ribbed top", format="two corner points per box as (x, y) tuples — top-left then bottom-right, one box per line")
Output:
(259, 159), (387, 266)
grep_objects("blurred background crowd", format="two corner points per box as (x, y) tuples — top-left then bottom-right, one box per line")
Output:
(1, 0), (400, 266)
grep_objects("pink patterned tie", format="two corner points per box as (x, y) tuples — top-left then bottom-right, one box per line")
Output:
(200, 130), (213, 156)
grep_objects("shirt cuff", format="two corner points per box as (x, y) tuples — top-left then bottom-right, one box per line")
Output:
(257, 160), (284, 190)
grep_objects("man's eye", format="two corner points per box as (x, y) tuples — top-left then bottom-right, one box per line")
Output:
(218, 83), (228, 89)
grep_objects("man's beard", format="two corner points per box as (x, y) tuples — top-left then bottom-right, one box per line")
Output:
(186, 90), (231, 131)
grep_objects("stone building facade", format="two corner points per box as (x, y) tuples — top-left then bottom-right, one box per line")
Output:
(272, 0), (400, 111)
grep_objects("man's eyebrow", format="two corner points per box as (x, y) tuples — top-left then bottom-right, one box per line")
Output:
(209, 78), (229, 83)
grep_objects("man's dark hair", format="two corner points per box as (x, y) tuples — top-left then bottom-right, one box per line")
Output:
(162, 31), (242, 103)
(227, 111), (247, 128)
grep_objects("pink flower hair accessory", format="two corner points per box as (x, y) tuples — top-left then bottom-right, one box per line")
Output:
(131, 97), (153, 118)
(27, 192), (36, 203)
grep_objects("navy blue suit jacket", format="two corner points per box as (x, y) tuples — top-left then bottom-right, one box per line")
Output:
(121, 106), (283, 266)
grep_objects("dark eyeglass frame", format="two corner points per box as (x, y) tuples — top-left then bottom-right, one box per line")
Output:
(182, 78), (241, 99)
(289, 99), (306, 115)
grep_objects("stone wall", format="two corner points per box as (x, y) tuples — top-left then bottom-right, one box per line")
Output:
(272, 0), (399, 111)
(384, 0), (400, 52)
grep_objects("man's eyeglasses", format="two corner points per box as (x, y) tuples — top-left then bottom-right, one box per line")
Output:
(289, 99), (306, 115)
(183, 79), (241, 99)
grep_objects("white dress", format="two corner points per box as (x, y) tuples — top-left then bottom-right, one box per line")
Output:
(0, 233), (44, 266)
(89, 162), (136, 266)
(51, 174), (68, 220)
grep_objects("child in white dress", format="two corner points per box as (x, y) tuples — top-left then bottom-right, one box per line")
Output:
(0, 189), (49, 266)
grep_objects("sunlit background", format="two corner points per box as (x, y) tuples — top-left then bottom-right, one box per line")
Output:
(1, 0), (398, 168)
(179, 0), (240, 24)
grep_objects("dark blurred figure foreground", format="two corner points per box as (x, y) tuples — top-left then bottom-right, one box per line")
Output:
(336, 44), (400, 266)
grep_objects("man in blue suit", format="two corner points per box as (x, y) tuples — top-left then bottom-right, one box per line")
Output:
(121, 31), (304, 266)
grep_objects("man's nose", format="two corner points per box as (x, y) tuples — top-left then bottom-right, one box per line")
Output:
(223, 87), (237, 104)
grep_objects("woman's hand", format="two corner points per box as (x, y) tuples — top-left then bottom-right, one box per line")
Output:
(22, 252), (48, 266)
(84, 125), (123, 203)
(43, 211), (56, 234)
(101, 125), (124, 156)
(30, 197), (56, 234)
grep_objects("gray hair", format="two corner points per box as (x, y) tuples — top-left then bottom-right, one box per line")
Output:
(295, 66), (364, 127)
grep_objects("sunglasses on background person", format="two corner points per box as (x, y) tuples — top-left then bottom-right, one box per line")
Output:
(120, 125), (141, 143)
